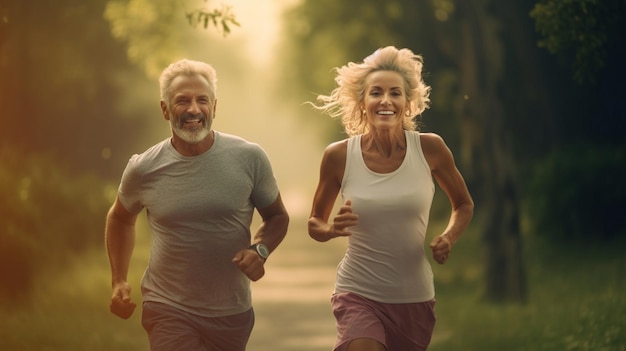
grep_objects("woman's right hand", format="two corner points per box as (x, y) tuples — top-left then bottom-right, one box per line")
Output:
(329, 200), (359, 238)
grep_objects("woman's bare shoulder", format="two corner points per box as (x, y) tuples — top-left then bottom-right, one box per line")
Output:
(317, 138), (349, 185)
(326, 138), (349, 150)
(323, 139), (349, 160)
(419, 132), (447, 151)
(419, 132), (454, 170)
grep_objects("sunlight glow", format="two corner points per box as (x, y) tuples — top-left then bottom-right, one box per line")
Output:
(209, 0), (298, 66)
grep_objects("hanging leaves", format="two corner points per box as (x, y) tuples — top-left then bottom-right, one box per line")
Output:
(186, 3), (240, 36)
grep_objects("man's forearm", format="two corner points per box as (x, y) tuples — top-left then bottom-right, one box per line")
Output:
(105, 212), (136, 284)
(254, 213), (289, 253)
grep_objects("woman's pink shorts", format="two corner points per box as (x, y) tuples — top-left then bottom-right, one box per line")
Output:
(331, 292), (436, 351)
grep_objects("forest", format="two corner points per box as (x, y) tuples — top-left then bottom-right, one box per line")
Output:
(0, 0), (624, 350)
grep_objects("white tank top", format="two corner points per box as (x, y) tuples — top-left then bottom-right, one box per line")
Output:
(336, 130), (435, 303)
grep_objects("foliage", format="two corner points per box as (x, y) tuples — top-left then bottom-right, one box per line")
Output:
(105, 0), (239, 78)
(0, 146), (113, 301)
(523, 144), (626, 242)
(431, 233), (626, 351)
(105, 0), (192, 78)
(0, 0), (150, 180)
(530, 0), (626, 83)
(185, 2), (239, 35)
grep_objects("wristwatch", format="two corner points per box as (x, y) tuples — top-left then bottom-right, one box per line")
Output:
(249, 243), (269, 262)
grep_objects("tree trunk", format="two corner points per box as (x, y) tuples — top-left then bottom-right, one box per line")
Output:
(457, 0), (527, 303)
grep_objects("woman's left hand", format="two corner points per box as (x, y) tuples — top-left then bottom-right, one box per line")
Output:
(429, 234), (453, 264)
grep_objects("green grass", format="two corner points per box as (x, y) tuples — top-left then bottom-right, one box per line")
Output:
(0, 215), (624, 351)
(429, 225), (626, 351)
(0, 251), (148, 351)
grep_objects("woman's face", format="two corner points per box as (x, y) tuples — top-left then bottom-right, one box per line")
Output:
(362, 70), (408, 132)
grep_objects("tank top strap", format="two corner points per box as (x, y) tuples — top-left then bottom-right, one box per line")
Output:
(405, 130), (430, 172)
(344, 135), (362, 179)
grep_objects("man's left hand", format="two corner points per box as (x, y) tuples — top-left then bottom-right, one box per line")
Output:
(232, 249), (265, 281)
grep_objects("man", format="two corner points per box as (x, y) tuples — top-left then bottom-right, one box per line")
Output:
(105, 59), (289, 351)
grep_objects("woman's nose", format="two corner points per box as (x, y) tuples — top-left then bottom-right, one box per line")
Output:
(381, 93), (392, 104)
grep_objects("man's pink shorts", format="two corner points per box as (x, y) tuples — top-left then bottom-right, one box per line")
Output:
(331, 292), (436, 351)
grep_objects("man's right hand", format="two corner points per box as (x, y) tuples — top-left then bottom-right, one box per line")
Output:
(110, 281), (136, 319)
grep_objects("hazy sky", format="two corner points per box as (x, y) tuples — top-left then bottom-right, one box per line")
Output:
(225, 0), (299, 66)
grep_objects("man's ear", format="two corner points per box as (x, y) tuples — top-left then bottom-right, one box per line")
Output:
(212, 99), (218, 119)
(160, 101), (169, 120)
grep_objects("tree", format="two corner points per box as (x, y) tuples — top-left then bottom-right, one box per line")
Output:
(0, 0), (135, 299)
(530, 0), (626, 143)
(0, 0), (147, 179)
(530, 0), (626, 84)
(453, 0), (527, 302)
(527, 0), (626, 243)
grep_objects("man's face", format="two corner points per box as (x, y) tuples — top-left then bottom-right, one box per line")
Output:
(162, 74), (215, 144)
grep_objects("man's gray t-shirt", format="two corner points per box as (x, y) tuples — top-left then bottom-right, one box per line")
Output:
(118, 131), (279, 317)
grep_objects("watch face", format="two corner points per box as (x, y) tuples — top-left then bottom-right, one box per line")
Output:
(256, 244), (269, 258)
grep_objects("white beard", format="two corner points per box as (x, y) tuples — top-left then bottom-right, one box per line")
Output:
(170, 120), (210, 144)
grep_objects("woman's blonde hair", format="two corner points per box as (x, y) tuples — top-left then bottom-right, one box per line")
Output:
(313, 46), (431, 136)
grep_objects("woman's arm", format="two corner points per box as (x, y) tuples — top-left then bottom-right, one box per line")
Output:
(421, 133), (474, 263)
(308, 140), (358, 242)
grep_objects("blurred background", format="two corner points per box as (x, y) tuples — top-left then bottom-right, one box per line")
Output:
(0, 0), (624, 350)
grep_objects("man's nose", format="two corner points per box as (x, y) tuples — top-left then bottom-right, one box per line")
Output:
(187, 99), (201, 114)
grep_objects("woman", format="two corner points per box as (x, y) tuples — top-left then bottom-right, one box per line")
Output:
(308, 46), (474, 351)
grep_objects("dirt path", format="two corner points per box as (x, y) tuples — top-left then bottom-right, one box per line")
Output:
(247, 223), (345, 351)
